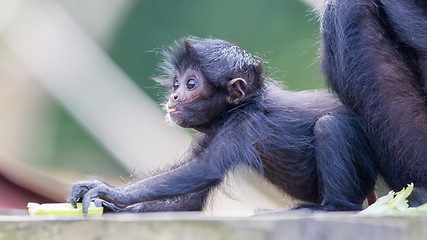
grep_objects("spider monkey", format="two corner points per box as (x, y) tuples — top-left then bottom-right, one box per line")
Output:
(321, 0), (427, 205)
(69, 37), (376, 215)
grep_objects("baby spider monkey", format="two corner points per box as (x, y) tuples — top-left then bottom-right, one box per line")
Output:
(69, 37), (376, 215)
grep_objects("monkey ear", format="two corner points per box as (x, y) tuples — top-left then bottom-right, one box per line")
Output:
(226, 78), (248, 104)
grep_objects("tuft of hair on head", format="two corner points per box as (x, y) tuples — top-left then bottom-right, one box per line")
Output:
(155, 36), (266, 94)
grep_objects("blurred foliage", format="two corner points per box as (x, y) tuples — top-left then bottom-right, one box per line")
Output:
(109, 0), (323, 104)
(48, 103), (129, 176)
(29, 99), (129, 178)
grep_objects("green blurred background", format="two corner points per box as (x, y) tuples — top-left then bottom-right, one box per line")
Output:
(110, 0), (323, 102)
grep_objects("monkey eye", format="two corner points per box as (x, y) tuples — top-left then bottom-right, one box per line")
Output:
(172, 79), (179, 90)
(186, 79), (197, 90)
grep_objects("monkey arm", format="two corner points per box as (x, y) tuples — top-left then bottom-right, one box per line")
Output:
(69, 116), (261, 216)
(95, 190), (209, 213)
(380, 0), (427, 100)
(68, 149), (227, 216)
(116, 158), (223, 203)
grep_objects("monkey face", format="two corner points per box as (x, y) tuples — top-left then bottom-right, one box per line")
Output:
(166, 68), (226, 130)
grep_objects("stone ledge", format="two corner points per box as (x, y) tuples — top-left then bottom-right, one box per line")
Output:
(0, 212), (426, 240)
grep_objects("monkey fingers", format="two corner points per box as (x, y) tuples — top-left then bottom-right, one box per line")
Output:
(93, 199), (122, 212)
(68, 180), (112, 210)
(80, 184), (118, 216)
(68, 180), (102, 208)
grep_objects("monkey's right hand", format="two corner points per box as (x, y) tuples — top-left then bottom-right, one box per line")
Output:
(68, 180), (121, 216)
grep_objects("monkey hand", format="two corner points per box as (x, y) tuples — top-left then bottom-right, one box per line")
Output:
(93, 198), (123, 213)
(68, 180), (121, 216)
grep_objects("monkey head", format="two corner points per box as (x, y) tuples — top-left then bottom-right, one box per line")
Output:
(165, 68), (249, 130)
(156, 37), (264, 130)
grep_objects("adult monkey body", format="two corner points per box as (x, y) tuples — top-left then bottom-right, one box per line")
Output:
(69, 37), (377, 215)
(321, 0), (427, 205)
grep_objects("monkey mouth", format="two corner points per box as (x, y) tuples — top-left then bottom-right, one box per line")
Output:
(167, 107), (178, 113)
(167, 103), (184, 114)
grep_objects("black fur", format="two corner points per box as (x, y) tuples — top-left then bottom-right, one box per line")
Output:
(69, 37), (376, 215)
(320, 0), (427, 204)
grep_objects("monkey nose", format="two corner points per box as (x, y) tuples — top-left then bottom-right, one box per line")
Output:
(171, 93), (179, 101)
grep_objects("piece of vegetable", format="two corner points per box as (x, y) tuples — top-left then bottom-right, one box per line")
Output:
(359, 183), (427, 215)
(27, 202), (103, 216)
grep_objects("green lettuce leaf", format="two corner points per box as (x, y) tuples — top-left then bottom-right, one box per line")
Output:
(359, 183), (427, 215)
(27, 202), (103, 217)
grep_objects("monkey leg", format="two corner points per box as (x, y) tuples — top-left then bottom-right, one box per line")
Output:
(311, 114), (376, 211)
(322, 0), (427, 191)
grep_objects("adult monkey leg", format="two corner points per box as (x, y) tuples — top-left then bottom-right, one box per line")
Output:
(321, 0), (427, 197)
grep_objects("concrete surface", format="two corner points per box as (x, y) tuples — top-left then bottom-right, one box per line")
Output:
(0, 211), (426, 240)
